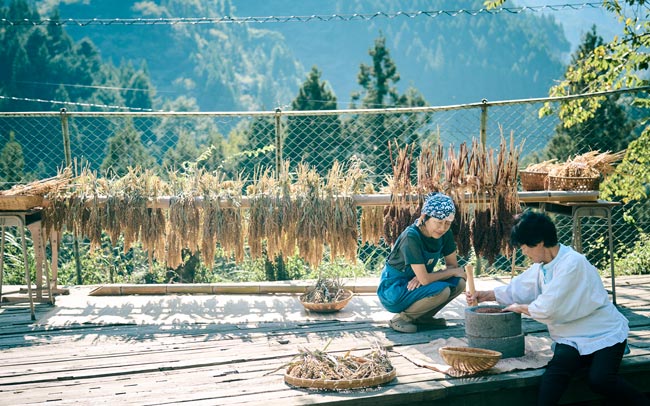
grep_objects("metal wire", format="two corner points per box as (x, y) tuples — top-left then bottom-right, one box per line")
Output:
(0, 3), (604, 27)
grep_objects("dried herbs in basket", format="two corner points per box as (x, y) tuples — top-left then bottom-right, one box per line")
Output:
(277, 341), (396, 390)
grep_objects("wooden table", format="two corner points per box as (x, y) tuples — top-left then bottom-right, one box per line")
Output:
(0, 209), (54, 320)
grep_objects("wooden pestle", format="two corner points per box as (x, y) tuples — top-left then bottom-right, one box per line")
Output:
(465, 264), (478, 306)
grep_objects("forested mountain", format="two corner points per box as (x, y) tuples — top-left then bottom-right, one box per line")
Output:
(26, 0), (571, 111)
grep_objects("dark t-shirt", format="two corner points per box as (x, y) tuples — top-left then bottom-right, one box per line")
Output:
(387, 224), (456, 273)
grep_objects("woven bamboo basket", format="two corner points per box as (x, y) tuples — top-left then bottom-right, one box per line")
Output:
(0, 195), (44, 211)
(300, 290), (354, 313)
(547, 175), (600, 191)
(438, 346), (501, 374)
(284, 364), (396, 390)
(519, 170), (548, 191)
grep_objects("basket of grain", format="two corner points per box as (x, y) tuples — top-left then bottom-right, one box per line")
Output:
(283, 345), (396, 390)
(548, 162), (601, 191)
(519, 160), (560, 191)
(299, 278), (354, 313)
(519, 171), (549, 191)
(547, 150), (625, 191)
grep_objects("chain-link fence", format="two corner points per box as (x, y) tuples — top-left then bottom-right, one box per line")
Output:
(0, 88), (648, 283)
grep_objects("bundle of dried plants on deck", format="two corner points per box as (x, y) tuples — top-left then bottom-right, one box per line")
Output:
(283, 341), (394, 381)
(300, 277), (349, 304)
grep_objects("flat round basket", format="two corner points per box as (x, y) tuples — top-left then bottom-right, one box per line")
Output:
(519, 170), (548, 191)
(439, 346), (501, 375)
(300, 290), (353, 313)
(548, 175), (600, 191)
(284, 366), (396, 390)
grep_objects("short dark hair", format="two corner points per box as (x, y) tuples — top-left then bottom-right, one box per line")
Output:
(509, 210), (558, 248)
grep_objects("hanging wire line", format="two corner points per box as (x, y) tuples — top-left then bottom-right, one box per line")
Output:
(0, 95), (162, 112)
(0, 3), (605, 27)
(13, 80), (175, 93)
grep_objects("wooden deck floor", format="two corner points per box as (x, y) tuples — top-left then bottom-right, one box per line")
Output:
(1, 276), (649, 406)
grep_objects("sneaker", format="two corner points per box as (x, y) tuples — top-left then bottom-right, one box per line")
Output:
(413, 317), (447, 328)
(388, 314), (417, 333)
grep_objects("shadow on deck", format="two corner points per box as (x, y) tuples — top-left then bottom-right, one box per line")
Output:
(1, 275), (649, 405)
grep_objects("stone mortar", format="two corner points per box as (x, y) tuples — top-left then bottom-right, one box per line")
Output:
(465, 304), (525, 358)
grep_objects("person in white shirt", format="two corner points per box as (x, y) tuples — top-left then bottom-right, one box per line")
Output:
(467, 210), (648, 405)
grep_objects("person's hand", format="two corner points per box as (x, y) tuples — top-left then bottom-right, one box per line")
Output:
(466, 290), (479, 306)
(466, 290), (495, 305)
(445, 266), (467, 280)
(503, 303), (530, 316)
(407, 276), (422, 291)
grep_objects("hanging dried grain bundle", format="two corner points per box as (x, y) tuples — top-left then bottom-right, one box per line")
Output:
(417, 142), (444, 194)
(198, 170), (221, 266)
(166, 171), (201, 265)
(384, 142), (418, 246)
(163, 172), (195, 268)
(499, 134), (523, 257)
(323, 160), (361, 264)
(294, 163), (327, 269)
(247, 168), (277, 260)
(144, 206), (168, 266)
(452, 202), (473, 258)
(360, 183), (385, 245)
(199, 171), (245, 265)
(84, 190), (104, 253)
(138, 169), (169, 267)
(42, 166), (83, 237)
(67, 168), (105, 252)
(470, 208), (491, 262)
(474, 134), (523, 264)
(106, 168), (142, 253)
(275, 161), (296, 260)
(219, 181), (245, 263)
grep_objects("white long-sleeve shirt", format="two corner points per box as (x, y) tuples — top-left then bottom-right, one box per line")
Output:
(494, 244), (628, 355)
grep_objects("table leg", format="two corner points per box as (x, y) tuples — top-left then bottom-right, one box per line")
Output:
(20, 220), (35, 321)
(0, 227), (4, 305)
(27, 221), (44, 300)
(50, 230), (60, 291)
(572, 209), (583, 253)
(607, 209), (617, 305)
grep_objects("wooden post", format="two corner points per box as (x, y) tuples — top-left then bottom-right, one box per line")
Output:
(465, 264), (477, 307)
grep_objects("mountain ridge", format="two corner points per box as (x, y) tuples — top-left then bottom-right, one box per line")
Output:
(32, 0), (621, 111)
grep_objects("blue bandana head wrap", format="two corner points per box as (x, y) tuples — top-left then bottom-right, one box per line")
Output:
(421, 192), (455, 221)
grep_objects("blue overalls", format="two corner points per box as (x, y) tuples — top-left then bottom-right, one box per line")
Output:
(377, 240), (460, 314)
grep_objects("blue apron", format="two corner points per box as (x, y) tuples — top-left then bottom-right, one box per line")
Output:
(377, 249), (460, 313)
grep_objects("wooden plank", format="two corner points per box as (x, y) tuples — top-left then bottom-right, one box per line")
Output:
(1, 275), (649, 406)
